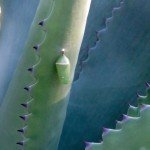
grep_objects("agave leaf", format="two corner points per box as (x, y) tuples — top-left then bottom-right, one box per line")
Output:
(74, 0), (121, 80)
(86, 107), (150, 150)
(0, 0), (40, 104)
(0, 0), (91, 149)
(87, 85), (150, 150)
(59, 0), (150, 149)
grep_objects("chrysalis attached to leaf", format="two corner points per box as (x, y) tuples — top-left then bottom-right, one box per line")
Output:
(56, 49), (70, 84)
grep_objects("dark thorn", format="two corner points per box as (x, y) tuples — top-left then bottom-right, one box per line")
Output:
(24, 86), (30, 91)
(17, 129), (24, 133)
(38, 20), (44, 26)
(33, 45), (39, 50)
(27, 67), (33, 72)
(17, 126), (27, 133)
(21, 103), (28, 108)
(19, 114), (31, 121)
(19, 115), (26, 121)
(16, 141), (24, 146)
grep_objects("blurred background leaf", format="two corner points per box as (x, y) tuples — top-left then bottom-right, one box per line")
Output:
(0, 0), (40, 104)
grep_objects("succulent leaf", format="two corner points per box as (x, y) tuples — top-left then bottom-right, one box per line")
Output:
(0, 0), (40, 104)
(0, 0), (91, 149)
(74, 0), (122, 80)
(59, 0), (150, 149)
(87, 85), (150, 150)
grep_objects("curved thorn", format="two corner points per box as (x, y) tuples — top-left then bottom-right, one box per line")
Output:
(38, 20), (44, 26)
(16, 141), (24, 146)
(17, 126), (27, 133)
(27, 67), (33, 72)
(21, 103), (28, 108)
(33, 45), (39, 50)
(19, 114), (31, 121)
(17, 129), (24, 133)
(24, 86), (30, 92)
(19, 115), (26, 121)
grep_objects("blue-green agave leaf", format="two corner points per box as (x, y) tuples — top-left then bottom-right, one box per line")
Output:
(0, 0), (40, 104)
(74, 0), (121, 80)
(87, 85), (150, 150)
(86, 106), (150, 150)
(59, 0), (150, 149)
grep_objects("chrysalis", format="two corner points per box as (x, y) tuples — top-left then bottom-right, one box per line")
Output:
(56, 49), (70, 84)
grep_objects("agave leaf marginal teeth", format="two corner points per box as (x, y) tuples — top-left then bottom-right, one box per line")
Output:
(17, 129), (24, 133)
(21, 102), (29, 108)
(33, 45), (39, 50)
(17, 126), (27, 133)
(38, 20), (45, 26)
(16, 141), (25, 146)
(102, 127), (111, 135)
(19, 114), (31, 121)
(27, 67), (33, 72)
(21, 103), (28, 108)
(24, 86), (30, 91)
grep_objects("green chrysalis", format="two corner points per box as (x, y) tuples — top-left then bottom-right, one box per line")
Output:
(56, 49), (70, 84)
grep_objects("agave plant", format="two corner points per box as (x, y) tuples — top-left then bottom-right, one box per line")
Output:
(0, 0), (150, 150)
